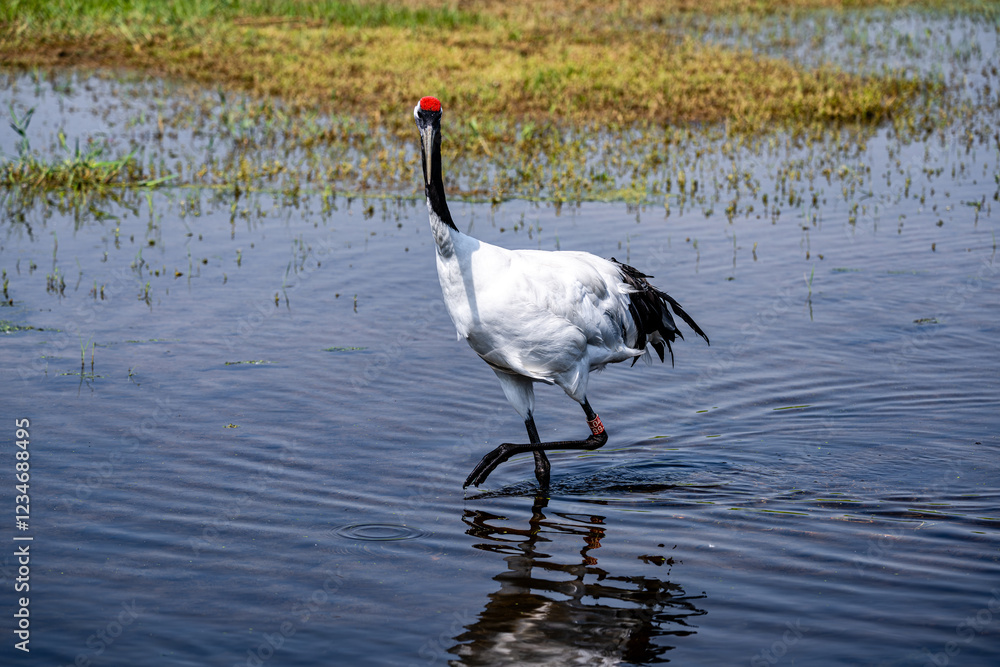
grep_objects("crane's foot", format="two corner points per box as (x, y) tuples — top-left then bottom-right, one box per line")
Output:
(462, 430), (608, 489)
(533, 451), (551, 488)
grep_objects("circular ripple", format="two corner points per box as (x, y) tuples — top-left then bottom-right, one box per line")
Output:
(331, 523), (428, 542)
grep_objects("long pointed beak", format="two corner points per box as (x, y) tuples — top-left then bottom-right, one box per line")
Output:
(419, 124), (436, 187)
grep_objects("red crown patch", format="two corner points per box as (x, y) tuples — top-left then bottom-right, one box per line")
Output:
(419, 96), (441, 112)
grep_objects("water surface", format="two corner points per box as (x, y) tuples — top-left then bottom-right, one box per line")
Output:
(2, 16), (1000, 667)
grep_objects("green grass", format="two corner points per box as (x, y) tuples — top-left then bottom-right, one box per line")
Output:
(0, 1), (991, 205)
(0, 1), (931, 129)
(1, 102), (175, 204)
(0, 320), (34, 333)
(0, 0), (482, 31)
(2, 141), (145, 190)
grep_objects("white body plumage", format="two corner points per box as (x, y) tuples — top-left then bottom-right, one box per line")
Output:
(430, 208), (645, 416)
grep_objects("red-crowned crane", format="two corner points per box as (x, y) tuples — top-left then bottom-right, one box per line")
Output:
(414, 96), (709, 488)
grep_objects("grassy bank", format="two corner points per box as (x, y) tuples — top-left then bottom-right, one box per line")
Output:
(1, 1), (992, 205)
(0, 0), (941, 128)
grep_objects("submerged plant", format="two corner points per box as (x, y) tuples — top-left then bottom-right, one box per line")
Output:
(1, 104), (176, 212)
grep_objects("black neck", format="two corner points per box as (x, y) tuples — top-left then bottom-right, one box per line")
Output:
(424, 125), (458, 231)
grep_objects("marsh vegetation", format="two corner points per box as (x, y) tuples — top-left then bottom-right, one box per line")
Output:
(3, 1), (996, 207)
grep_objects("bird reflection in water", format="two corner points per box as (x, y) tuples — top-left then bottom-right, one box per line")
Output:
(449, 495), (707, 665)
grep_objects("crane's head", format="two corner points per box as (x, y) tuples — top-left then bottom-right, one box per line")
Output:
(414, 96), (442, 187)
(414, 95), (442, 119)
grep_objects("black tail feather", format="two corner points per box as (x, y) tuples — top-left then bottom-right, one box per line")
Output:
(662, 293), (710, 345)
(612, 258), (709, 367)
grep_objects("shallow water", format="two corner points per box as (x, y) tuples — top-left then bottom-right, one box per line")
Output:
(2, 170), (998, 665)
(2, 15), (1000, 667)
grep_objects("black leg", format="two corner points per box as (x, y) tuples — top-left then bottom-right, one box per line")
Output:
(464, 400), (609, 488)
(526, 417), (551, 488)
